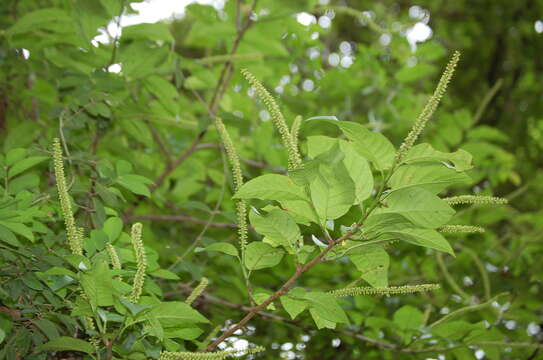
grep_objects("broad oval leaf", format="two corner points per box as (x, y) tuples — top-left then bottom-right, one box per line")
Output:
(403, 143), (473, 171)
(234, 174), (308, 202)
(244, 242), (284, 270)
(378, 188), (455, 228)
(389, 163), (471, 194)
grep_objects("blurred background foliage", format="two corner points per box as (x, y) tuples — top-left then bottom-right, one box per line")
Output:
(0, 0), (542, 358)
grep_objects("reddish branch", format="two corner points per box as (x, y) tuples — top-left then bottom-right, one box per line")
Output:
(204, 226), (361, 351)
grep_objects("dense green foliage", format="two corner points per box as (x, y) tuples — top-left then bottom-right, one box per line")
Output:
(1, 0), (542, 359)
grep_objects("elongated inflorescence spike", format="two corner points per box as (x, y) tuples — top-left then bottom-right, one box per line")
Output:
(106, 243), (122, 270)
(241, 69), (302, 170)
(130, 223), (146, 303)
(444, 195), (508, 206)
(440, 225), (485, 233)
(396, 51), (460, 162)
(186, 277), (209, 306)
(214, 117), (249, 260)
(291, 115), (302, 149)
(159, 346), (265, 360)
(52, 138), (83, 255)
(329, 284), (440, 297)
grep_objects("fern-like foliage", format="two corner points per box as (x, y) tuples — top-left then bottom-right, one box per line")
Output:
(329, 284), (440, 297)
(444, 195), (508, 205)
(186, 277), (209, 305)
(130, 223), (146, 303)
(159, 346), (265, 360)
(396, 51), (461, 162)
(52, 138), (82, 255)
(241, 69), (302, 170)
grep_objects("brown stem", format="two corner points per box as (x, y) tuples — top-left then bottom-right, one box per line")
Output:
(204, 226), (360, 352)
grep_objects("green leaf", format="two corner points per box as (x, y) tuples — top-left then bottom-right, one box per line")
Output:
(308, 137), (374, 203)
(103, 217), (123, 242)
(6, 8), (73, 36)
(393, 305), (424, 330)
(38, 336), (94, 354)
(278, 199), (320, 225)
(309, 160), (356, 223)
(34, 319), (60, 340)
(280, 289), (308, 320)
(8, 156), (48, 178)
(144, 302), (209, 327)
(116, 174), (152, 197)
(244, 242), (284, 270)
(150, 269), (180, 280)
(249, 209), (300, 252)
(234, 174), (308, 202)
(309, 307), (337, 329)
(0, 221), (34, 242)
(315, 120), (395, 170)
(378, 188), (455, 228)
(5, 148), (27, 166)
(385, 228), (454, 255)
(389, 163), (471, 194)
(122, 23), (174, 42)
(80, 261), (115, 309)
(349, 246), (389, 287)
(0, 225), (21, 247)
(395, 63), (435, 83)
(303, 291), (349, 324)
(403, 143), (473, 171)
(196, 242), (238, 257)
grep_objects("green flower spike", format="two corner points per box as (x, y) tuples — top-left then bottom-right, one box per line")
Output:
(329, 284), (440, 297)
(396, 51), (461, 162)
(241, 69), (302, 170)
(130, 223), (146, 303)
(52, 138), (83, 255)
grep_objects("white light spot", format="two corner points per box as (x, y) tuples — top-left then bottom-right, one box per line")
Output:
(535, 20), (543, 33)
(259, 110), (271, 121)
(311, 32), (319, 40)
(233, 339), (248, 351)
(527, 322), (541, 336)
(302, 79), (314, 92)
(340, 56), (353, 68)
(485, 263), (498, 272)
(281, 342), (293, 351)
(297, 12), (316, 26)
(21, 48), (30, 59)
(331, 338), (341, 347)
(379, 33), (392, 46)
(289, 64), (299, 73)
(296, 343), (306, 350)
(107, 63), (122, 73)
(328, 53), (340, 66)
(319, 0), (330, 4)
(406, 22), (432, 50)
(463, 276), (473, 286)
(301, 334), (310, 342)
(318, 15), (331, 28)
(280, 75), (291, 85)
(339, 41), (352, 54)
(440, 307), (450, 315)
(308, 47), (320, 60)
(505, 320), (517, 330)
(275, 86), (284, 94)
(475, 349), (485, 359)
